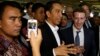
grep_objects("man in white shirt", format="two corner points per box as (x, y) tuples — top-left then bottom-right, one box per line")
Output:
(39, 1), (77, 56)
(60, 8), (96, 56)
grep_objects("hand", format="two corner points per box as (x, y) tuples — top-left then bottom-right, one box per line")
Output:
(66, 45), (85, 55)
(75, 46), (85, 54)
(29, 29), (42, 48)
(66, 44), (77, 55)
(29, 29), (42, 56)
(54, 41), (75, 56)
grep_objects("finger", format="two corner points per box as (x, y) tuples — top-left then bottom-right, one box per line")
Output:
(67, 48), (77, 51)
(67, 48), (77, 55)
(67, 51), (77, 55)
(30, 31), (35, 38)
(26, 34), (29, 41)
(37, 29), (42, 40)
(38, 29), (41, 36)
(66, 44), (75, 48)
(27, 31), (35, 41)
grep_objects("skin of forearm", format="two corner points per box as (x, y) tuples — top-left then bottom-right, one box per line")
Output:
(32, 47), (41, 56)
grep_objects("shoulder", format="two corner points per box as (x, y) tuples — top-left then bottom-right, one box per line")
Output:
(38, 22), (51, 31)
(84, 28), (94, 34)
(60, 27), (72, 33)
(39, 22), (46, 28)
(84, 28), (95, 40)
(59, 27), (73, 38)
(0, 36), (11, 55)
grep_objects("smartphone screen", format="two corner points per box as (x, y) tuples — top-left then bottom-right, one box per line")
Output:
(28, 19), (37, 38)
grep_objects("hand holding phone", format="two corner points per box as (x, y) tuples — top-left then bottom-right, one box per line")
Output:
(28, 19), (37, 38)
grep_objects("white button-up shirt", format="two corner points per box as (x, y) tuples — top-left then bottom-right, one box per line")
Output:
(46, 21), (61, 56)
(73, 25), (84, 46)
(46, 21), (61, 46)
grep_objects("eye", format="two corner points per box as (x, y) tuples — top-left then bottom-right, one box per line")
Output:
(10, 17), (16, 21)
(55, 10), (60, 13)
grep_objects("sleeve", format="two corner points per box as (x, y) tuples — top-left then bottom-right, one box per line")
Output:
(40, 40), (54, 56)
(0, 42), (5, 55)
(53, 48), (56, 56)
(89, 30), (97, 56)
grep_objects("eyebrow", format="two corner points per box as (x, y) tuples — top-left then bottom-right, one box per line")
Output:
(9, 16), (22, 18)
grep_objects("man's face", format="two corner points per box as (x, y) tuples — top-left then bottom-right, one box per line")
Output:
(0, 6), (22, 37)
(66, 7), (73, 19)
(60, 15), (68, 27)
(82, 5), (90, 17)
(47, 3), (62, 26)
(73, 12), (86, 30)
(33, 7), (45, 23)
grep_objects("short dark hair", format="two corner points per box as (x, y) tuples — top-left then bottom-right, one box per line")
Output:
(79, 2), (91, 12)
(73, 8), (85, 16)
(32, 3), (45, 12)
(45, 1), (62, 12)
(25, 2), (33, 9)
(79, 2), (89, 7)
(0, 1), (22, 20)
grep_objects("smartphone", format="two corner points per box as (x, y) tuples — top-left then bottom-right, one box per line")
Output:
(28, 19), (37, 38)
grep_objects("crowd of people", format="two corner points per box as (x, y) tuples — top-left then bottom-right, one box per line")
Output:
(0, 0), (99, 56)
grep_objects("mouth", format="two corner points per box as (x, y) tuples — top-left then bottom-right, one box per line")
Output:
(14, 29), (21, 32)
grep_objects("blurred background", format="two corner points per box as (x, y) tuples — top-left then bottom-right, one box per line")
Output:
(0, 0), (100, 16)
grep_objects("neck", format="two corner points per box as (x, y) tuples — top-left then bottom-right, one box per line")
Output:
(47, 19), (56, 27)
(73, 25), (81, 31)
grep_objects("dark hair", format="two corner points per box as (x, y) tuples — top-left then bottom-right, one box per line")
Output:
(62, 13), (68, 19)
(79, 2), (89, 7)
(32, 3), (45, 12)
(79, 2), (91, 11)
(0, 1), (22, 20)
(73, 8), (85, 16)
(45, 1), (62, 12)
(25, 2), (33, 9)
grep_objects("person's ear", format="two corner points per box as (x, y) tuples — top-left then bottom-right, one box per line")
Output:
(46, 11), (51, 18)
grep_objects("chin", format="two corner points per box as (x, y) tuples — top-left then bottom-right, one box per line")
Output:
(12, 33), (20, 37)
(57, 21), (61, 25)
(77, 27), (81, 30)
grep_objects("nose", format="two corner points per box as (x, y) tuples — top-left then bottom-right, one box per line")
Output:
(59, 12), (62, 18)
(77, 19), (81, 23)
(15, 18), (22, 27)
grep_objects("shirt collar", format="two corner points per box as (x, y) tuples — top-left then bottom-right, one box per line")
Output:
(73, 25), (83, 32)
(46, 20), (59, 31)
